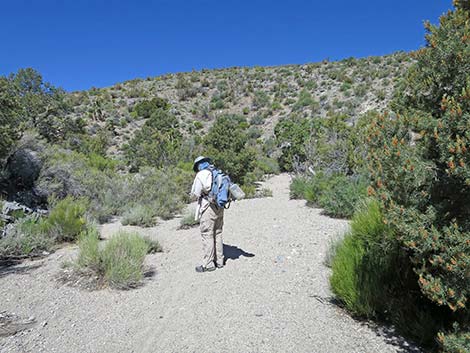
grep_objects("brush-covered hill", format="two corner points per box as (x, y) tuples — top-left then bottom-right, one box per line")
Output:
(68, 51), (411, 156)
(0, 51), (412, 242)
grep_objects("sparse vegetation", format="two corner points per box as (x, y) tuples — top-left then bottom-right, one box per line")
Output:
(290, 173), (367, 218)
(179, 209), (199, 229)
(0, 216), (54, 259)
(76, 229), (150, 289)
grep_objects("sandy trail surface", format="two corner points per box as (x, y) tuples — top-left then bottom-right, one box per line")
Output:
(0, 174), (420, 353)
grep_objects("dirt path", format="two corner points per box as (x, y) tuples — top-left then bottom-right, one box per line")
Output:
(0, 174), (420, 353)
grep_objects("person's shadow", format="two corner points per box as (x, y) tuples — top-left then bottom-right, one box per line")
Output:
(223, 244), (255, 263)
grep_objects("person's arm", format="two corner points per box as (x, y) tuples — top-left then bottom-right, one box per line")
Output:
(190, 174), (203, 201)
(190, 170), (212, 201)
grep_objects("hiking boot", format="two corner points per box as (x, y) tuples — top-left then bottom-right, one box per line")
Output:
(216, 263), (224, 269)
(195, 265), (216, 273)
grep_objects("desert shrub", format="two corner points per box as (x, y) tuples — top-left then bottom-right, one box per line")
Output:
(250, 115), (264, 125)
(340, 82), (352, 92)
(354, 84), (368, 97)
(121, 205), (155, 227)
(330, 200), (393, 316)
(210, 96), (225, 110)
(77, 226), (101, 270)
(317, 175), (367, 218)
(66, 128), (111, 157)
(253, 156), (280, 175)
(204, 115), (256, 184)
(275, 110), (373, 174)
(143, 236), (162, 253)
(304, 80), (317, 90)
(292, 89), (318, 112)
(77, 229), (152, 288)
(0, 216), (53, 259)
(290, 173), (367, 218)
(0, 197), (89, 258)
(179, 209), (199, 229)
(44, 196), (88, 242)
(193, 121), (203, 130)
(123, 107), (182, 171)
(330, 200), (445, 347)
(101, 231), (149, 289)
(252, 91), (270, 109)
(306, 112), (375, 176)
(274, 114), (311, 171)
(376, 89), (386, 101)
(290, 176), (310, 200)
(126, 167), (192, 220)
(38, 146), (192, 224)
(38, 147), (118, 222)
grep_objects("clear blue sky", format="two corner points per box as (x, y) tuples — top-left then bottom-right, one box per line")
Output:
(1, 0), (452, 92)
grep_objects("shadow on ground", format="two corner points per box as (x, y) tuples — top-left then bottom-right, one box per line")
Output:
(321, 296), (423, 353)
(0, 260), (42, 278)
(223, 244), (255, 263)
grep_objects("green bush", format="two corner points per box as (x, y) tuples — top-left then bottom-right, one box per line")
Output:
(123, 107), (182, 171)
(133, 97), (170, 118)
(0, 197), (89, 259)
(45, 196), (88, 242)
(330, 199), (392, 316)
(37, 147), (120, 223)
(125, 167), (192, 220)
(204, 115), (256, 184)
(122, 205), (156, 227)
(292, 89), (318, 111)
(254, 156), (280, 175)
(0, 217), (53, 259)
(290, 177), (311, 199)
(77, 227), (101, 270)
(0, 68), (72, 160)
(290, 173), (367, 218)
(252, 91), (270, 109)
(101, 231), (149, 289)
(274, 114), (311, 171)
(38, 147), (191, 224)
(439, 328), (470, 353)
(179, 209), (199, 229)
(77, 229), (152, 288)
(143, 236), (162, 254)
(361, 4), (470, 349)
(317, 175), (367, 218)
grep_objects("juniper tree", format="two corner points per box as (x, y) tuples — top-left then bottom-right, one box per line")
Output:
(367, 1), (470, 350)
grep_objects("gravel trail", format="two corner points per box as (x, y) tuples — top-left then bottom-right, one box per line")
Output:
(0, 174), (420, 353)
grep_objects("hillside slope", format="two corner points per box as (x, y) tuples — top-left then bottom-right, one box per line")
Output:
(68, 52), (411, 156)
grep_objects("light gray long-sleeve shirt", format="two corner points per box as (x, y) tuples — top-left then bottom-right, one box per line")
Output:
(190, 169), (212, 220)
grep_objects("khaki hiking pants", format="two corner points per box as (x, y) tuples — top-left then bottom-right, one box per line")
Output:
(200, 204), (224, 269)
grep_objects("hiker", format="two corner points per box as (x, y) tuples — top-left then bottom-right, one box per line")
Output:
(191, 156), (224, 272)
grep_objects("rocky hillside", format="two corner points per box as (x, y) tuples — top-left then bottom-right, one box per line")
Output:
(68, 52), (412, 156)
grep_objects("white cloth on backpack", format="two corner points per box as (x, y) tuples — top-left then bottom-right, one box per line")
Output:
(190, 169), (212, 221)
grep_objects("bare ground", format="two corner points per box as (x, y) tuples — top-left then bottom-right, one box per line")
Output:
(0, 174), (421, 353)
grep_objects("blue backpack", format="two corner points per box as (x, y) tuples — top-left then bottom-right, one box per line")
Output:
(207, 166), (232, 208)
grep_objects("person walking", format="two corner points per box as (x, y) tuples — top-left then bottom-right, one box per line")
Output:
(191, 156), (224, 272)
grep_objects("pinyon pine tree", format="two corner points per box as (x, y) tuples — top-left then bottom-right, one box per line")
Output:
(366, 1), (470, 350)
